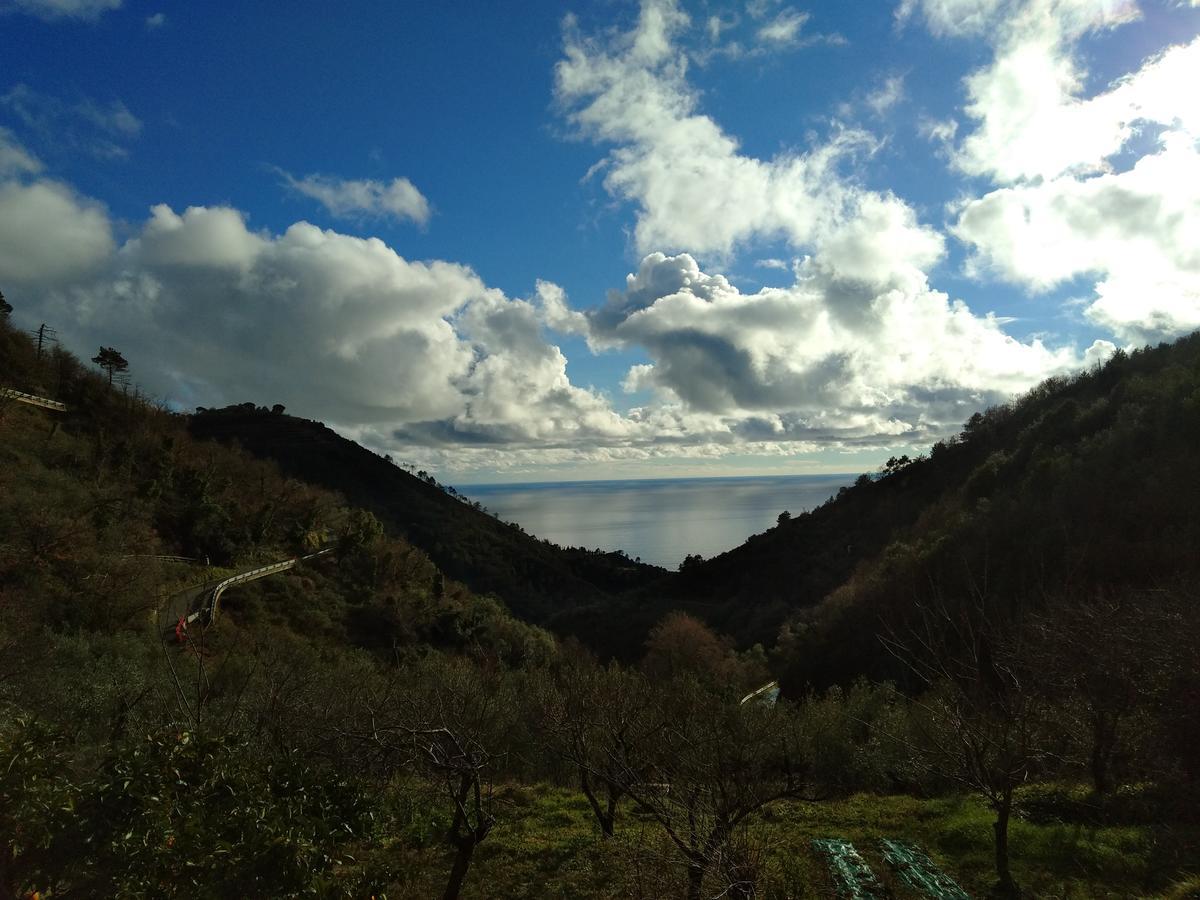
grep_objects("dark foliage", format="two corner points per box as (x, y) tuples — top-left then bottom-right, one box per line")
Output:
(558, 335), (1200, 689)
(188, 407), (664, 623)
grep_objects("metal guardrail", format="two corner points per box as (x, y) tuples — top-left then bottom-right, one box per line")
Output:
(1, 387), (67, 412)
(740, 680), (780, 705)
(123, 554), (204, 563)
(194, 547), (335, 624)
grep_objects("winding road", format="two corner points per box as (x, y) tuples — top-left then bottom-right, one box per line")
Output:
(4, 386), (335, 640)
(160, 548), (335, 637)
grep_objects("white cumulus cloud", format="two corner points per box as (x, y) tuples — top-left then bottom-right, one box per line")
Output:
(0, 179), (114, 283)
(280, 171), (432, 226)
(0, 180), (635, 470)
(954, 6), (1189, 183)
(579, 251), (1084, 440)
(550, 0), (1086, 447)
(0, 127), (42, 176)
(925, 0), (1200, 344)
(955, 134), (1200, 343)
(556, 1), (910, 263)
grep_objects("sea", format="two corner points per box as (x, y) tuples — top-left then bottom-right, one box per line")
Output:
(457, 474), (855, 570)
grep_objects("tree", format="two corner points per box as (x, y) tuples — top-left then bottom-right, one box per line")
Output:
(337, 508), (386, 589)
(1026, 586), (1200, 791)
(606, 676), (814, 899)
(776, 510), (791, 525)
(536, 662), (656, 837)
(642, 611), (734, 684)
(353, 658), (513, 900)
(0, 289), (11, 319)
(884, 593), (1052, 898)
(1026, 590), (1173, 795)
(91, 346), (129, 385)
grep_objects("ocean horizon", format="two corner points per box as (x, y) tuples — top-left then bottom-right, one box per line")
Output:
(457, 473), (856, 570)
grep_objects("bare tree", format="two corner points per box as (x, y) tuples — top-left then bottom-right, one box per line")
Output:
(1026, 589), (1173, 795)
(604, 676), (813, 900)
(642, 611), (735, 684)
(537, 661), (658, 837)
(884, 592), (1052, 898)
(350, 658), (513, 900)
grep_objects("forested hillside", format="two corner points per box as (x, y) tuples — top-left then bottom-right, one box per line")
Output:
(555, 336), (1200, 693)
(0, 319), (556, 664)
(770, 335), (1200, 693)
(189, 406), (664, 624)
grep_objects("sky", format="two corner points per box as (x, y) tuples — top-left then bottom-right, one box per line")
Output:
(1, 0), (1197, 483)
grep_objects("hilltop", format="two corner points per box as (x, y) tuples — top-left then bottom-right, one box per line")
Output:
(188, 405), (664, 624)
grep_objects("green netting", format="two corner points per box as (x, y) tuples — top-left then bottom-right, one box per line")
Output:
(879, 838), (970, 900)
(811, 838), (886, 899)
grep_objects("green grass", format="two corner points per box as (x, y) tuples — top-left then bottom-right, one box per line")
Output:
(767, 792), (1171, 899)
(358, 786), (1199, 899)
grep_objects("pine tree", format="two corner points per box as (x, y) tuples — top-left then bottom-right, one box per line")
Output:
(91, 346), (129, 385)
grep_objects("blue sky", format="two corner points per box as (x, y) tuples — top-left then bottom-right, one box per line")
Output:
(1, 0), (1198, 482)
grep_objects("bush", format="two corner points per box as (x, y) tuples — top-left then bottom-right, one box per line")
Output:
(1, 721), (382, 898)
(798, 679), (911, 795)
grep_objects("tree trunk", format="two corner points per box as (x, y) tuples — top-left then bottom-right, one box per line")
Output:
(686, 861), (706, 900)
(0, 851), (17, 900)
(1090, 738), (1108, 796)
(581, 771), (615, 837)
(603, 789), (618, 837)
(1090, 712), (1115, 795)
(442, 841), (475, 900)
(992, 796), (1019, 898)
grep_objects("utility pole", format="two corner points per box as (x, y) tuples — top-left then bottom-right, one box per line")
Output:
(33, 323), (57, 360)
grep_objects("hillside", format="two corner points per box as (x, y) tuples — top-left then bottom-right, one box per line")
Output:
(188, 406), (664, 624)
(0, 319), (555, 667)
(552, 334), (1200, 687)
(673, 335), (1200, 689)
(183, 335), (1200, 686)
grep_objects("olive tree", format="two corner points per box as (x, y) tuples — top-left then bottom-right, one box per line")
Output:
(351, 656), (516, 900)
(537, 661), (658, 837)
(884, 592), (1053, 898)
(603, 675), (813, 900)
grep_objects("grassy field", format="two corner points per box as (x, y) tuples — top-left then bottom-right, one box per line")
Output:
(363, 784), (1200, 899)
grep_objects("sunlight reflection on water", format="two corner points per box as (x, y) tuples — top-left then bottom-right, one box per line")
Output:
(457, 475), (854, 570)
